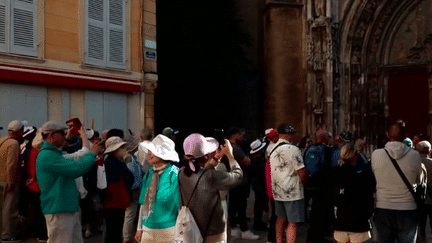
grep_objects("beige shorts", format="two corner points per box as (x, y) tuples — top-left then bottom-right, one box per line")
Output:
(140, 225), (175, 243)
(334, 230), (371, 243)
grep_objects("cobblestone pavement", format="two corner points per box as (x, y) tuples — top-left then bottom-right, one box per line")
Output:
(16, 190), (432, 243)
(20, 191), (306, 243)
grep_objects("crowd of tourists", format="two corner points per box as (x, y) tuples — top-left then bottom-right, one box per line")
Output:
(0, 118), (430, 243)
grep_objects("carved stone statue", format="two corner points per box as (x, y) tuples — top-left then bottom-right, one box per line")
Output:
(414, 7), (425, 47)
(316, 78), (324, 111)
(314, 0), (325, 17)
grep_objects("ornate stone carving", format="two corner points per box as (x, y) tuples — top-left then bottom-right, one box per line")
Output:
(313, 0), (325, 18)
(316, 78), (324, 111)
(311, 27), (327, 71)
(143, 80), (157, 92)
(306, 35), (314, 62)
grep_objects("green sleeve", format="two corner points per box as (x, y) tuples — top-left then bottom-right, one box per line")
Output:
(171, 170), (180, 210)
(38, 151), (96, 179)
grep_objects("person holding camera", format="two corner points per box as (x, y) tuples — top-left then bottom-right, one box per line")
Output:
(36, 121), (102, 243)
(178, 133), (243, 242)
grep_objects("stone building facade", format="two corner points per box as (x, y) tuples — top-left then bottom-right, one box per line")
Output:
(0, 0), (157, 135)
(263, 0), (432, 146)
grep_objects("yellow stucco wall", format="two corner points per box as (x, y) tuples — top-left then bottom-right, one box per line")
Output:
(45, 0), (80, 63)
(44, 0), (149, 74)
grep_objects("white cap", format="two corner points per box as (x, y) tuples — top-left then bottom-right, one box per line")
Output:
(265, 128), (274, 136)
(7, 120), (26, 132)
(41, 121), (68, 134)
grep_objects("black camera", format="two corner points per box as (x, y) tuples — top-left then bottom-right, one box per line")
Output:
(214, 129), (225, 146)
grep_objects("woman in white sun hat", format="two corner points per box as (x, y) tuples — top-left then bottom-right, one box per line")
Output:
(178, 133), (243, 242)
(134, 134), (180, 243)
(102, 136), (135, 243)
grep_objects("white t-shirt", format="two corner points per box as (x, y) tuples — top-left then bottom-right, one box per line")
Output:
(270, 139), (305, 201)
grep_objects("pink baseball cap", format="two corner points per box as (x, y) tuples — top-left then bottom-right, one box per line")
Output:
(183, 133), (219, 159)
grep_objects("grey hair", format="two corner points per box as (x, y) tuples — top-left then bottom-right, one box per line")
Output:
(140, 127), (153, 141)
(416, 140), (431, 154)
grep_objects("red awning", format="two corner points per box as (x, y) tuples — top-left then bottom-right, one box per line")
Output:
(0, 63), (142, 92)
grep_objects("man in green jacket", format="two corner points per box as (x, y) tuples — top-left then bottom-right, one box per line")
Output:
(36, 121), (101, 243)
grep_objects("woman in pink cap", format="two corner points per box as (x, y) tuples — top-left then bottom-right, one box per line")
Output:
(178, 133), (243, 242)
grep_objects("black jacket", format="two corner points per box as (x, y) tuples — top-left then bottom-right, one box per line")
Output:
(326, 164), (375, 232)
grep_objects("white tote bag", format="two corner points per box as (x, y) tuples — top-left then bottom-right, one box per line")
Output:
(174, 170), (211, 243)
(173, 206), (203, 243)
(96, 164), (107, 189)
(75, 177), (88, 199)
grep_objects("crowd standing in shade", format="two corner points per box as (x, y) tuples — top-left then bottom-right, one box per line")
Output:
(2, 118), (432, 243)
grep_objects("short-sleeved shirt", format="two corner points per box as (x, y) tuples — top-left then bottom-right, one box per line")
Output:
(269, 139), (305, 201)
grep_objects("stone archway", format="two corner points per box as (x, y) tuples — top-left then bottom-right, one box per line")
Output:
(336, 0), (432, 146)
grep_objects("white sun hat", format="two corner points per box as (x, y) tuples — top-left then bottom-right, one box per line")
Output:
(141, 134), (179, 162)
(183, 133), (219, 159)
(250, 139), (267, 154)
(104, 136), (128, 154)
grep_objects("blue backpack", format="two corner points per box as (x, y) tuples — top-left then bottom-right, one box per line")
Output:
(304, 144), (332, 179)
(126, 155), (143, 190)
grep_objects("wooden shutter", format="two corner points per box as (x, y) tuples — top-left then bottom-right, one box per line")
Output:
(0, 0), (9, 53)
(86, 0), (105, 66)
(10, 0), (36, 56)
(107, 0), (125, 69)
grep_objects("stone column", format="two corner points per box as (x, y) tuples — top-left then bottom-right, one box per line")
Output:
(263, 0), (307, 140)
(143, 0), (157, 131)
(143, 77), (157, 131)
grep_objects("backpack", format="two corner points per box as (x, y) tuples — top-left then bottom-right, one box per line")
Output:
(125, 155), (143, 190)
(265, 142), (289, 200)
(174, 170), (210, 243)
(304, 144), (332, 188)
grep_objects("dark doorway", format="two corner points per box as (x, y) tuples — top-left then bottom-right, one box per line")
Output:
(388, 69), (429, 138)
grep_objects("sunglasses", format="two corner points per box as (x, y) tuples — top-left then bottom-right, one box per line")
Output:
(52, 130), (66, 136)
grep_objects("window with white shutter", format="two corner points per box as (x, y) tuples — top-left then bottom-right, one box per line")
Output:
(0, 0), (37, 56)
(0, 0), (10, 53)
(86, 0), (126, 69)
(86, 0), (105, 66)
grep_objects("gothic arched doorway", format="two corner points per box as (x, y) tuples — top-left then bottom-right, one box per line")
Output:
(337, 0), (432, 146)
